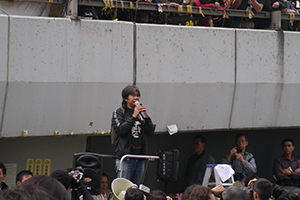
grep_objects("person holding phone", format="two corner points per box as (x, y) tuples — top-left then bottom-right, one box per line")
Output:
(222, 133), (257, 186)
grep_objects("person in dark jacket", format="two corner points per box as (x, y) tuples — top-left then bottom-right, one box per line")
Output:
(111, 85), (155, 185)
(185, 135), (215, 187)
(0, 162), (8, 191)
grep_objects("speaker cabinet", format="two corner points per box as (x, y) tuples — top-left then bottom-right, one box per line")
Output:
(73, 152), (103, 195)
(157, 149), (179, 182)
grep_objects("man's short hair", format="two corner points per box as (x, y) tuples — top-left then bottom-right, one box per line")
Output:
(253, 178), (272, 200)
(282, 138), (295, 146)
(147, 190), (167, 200)
(235, 133), (248, 143)
(16, 170), (33, 184)
(221, 186), (249, 200)
(182, 184), (212, 200)
(125, 187), (144, 200)
(192, 135), (206, 144)
(0, 162), (7, 175)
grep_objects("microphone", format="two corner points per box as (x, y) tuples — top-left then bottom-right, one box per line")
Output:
(134, 101), (147, 122)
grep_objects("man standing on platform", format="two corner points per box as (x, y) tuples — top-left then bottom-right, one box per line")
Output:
(111, 85), (155, 185)
(185, 134), (215, 186)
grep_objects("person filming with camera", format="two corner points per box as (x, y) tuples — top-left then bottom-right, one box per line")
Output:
(246, 178), (290, 200)
(222, 133), (257, 186)
(50, 168), (93, 200)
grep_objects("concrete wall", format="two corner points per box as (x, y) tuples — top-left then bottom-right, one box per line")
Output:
(1, 16), (300, 138)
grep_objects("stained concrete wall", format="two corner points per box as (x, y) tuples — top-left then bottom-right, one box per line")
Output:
(1, 16), (300, 137)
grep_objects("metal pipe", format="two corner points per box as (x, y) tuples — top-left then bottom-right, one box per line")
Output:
(119, 154), (160, 178)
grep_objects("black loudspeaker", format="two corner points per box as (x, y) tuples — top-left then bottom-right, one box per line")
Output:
(157, 149), (179, 182)
(73, 152), (103, 195)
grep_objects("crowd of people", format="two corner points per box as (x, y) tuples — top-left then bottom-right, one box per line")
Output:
(78, 0), (300, 30)
(1, 159), (299, 200)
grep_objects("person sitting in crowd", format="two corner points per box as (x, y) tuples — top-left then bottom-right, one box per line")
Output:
(16, 170), (33, 186)
(50, 169), (93, 200)
(222, 133), (257, 186)
(93, 173), (111, 200)
(125, 187), (144, 200)
(273, 138), (300, 190)
(0, 162), (8, 191)
(0, 184), (60, 200)
(147, 190), (167, 200)
(247, 178), (290, 200)
(182, 184), (215, 200)
(220, 185), (249, 200)
(21, 175), (69, 200)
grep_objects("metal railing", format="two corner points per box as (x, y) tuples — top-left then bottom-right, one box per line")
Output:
(119, 154), (159, 178)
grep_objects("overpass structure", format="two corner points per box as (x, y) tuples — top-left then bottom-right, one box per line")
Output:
(0, 15), (300, 138)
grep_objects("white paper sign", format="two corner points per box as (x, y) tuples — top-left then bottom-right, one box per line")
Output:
(214, 164), (235, 182)
(167, 124), (178, 135)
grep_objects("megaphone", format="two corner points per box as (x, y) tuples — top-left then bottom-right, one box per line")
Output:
(111, 178), (133, 200)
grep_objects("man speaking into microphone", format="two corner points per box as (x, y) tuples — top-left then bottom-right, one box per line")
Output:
(111, 85), (155, 185)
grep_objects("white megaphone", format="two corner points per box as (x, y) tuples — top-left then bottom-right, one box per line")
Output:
(110, 178), (134, 200)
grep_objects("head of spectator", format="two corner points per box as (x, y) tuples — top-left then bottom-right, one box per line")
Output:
(0, 162), (7, 190)
(252, 178), (272, 200)
(125, 187), (144, 200)
(101, 173), (109, 195)
(182, 184), (214, 200)
(281, 138), (295, 158)
(16, 170), (33, 186)
(221, 186), (249, 200)
(147, 190), (167, 200)
(0, 184), (58, 200)
(21, 175), (69, 200)
(235, 133), (248, 154)
(192, 135), (207, 155)
(121, 85), (141, 109)
(50, 170), (72, 190)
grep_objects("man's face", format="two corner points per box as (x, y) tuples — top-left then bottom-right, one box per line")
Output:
(282, 141), (295, 155)
(101, 175), (108, 194)
(236, 136), (248, 150)
(17, 174), (33, 186)
(193, 138), (205, 155)
(125, 91), (140, 109)
(0, 169), (6, 184)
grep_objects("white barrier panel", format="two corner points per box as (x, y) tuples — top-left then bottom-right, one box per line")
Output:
(277, 31), (300, 126)
(231, 29), (300, 128)
(136, 24), (236, 131)
(1, 17), (300, 137)
(0, 15), (8, 132)
(1, 17), (134, 137)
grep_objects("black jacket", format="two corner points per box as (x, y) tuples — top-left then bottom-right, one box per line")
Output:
(0, 182), (8, 190)
(111, 106), (155, 159)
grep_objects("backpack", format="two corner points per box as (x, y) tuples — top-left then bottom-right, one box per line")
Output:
(110, 107), (125, 146)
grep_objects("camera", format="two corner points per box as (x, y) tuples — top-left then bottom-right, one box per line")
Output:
(237, 148), (243, 153)
(69, 166), (85, 190)
(241, 182), (254, 196)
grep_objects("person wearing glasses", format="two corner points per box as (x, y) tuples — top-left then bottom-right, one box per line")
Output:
(185, 134), (215, 187)
(222, 133), (257, 186)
